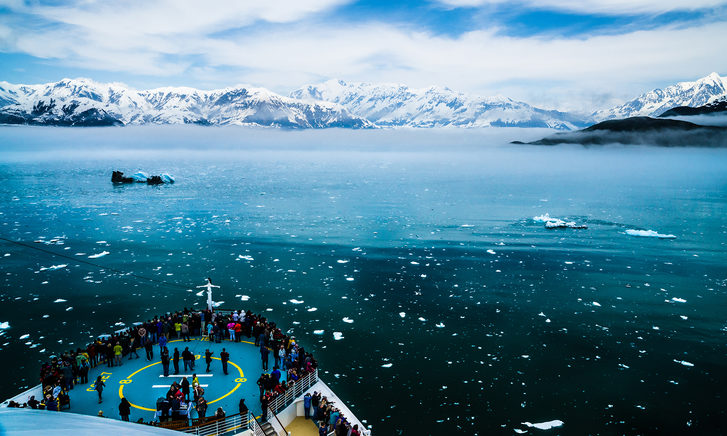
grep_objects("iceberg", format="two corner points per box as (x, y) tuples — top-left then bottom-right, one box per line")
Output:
(625, 229), (676, 239)
(39, 264), (68, 271)
(160, 173), (175, 184)
(132, 171), (149, 182)
(521, 420), (564, 430)
(88, 251), (110, 259)
(534, 213), (587, 229)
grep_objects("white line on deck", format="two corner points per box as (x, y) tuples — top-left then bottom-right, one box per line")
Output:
(159, 374), (214, 378)
(152, 384), (209, 388)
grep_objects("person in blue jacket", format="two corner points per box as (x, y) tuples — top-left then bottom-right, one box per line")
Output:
(303, 392), (312, 419)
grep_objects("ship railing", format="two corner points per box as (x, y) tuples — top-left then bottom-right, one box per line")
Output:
(248, 413), (266, 436)
(269, 409), (287, 436)
(267, 368), (319, 415)
(249, 409), (286, 436)
(178, 410), (251, 436)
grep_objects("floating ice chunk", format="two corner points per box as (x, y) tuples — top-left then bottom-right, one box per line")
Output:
(342, 317), (354, 323)
(65, 306), (73, 311)
(435, 323), (445, 328)
(514, 430), (527, 434)
(53, 298), (67, 303)
(535, 213), (586, 229)
(313, 330), (325, 335)
(40, 264), (67, 271)
(132, 171), (149, 182)
(337, 259), (349, 264)
(196, 290), (205, 297)
(538, 312), (546, 317)
(0, 322), (9, 330)
(460, 224), (474, 228)
(486, 249), (496, 255)
(673, 359), (694, 367)
(521, 420), (564, 430)
(88, 251), (110, 259)
(240, 295), (250, 301)
(345, 277), (354, 281)
(160, 173), (175, 184)
(333, 332), (344, 340)
(237, 255), (254, 261)
(592, 302), (601, 307)
(19, 334), (29, 340)
(381, 363), (393, 368)
(533, 214), (552, 222)
(625, 229), (676, 239)
(410, 261), (419, 265)
(213, 301), (224, 307)
(289, 299), (304, 304)
(670, 297), (687, 303)
(545, 219), (587, 229)
(680, 316), (688, 320)
(307, 307), (317, 312)
(418, 317), (427, 322)
(399, 312), (406, 318)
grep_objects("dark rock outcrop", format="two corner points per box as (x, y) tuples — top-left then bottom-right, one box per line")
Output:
(515, 116), (727, 147)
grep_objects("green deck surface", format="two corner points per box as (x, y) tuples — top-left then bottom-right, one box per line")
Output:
(65, 337), (275, 423)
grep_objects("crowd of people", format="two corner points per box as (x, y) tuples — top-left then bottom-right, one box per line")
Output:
(10, 305), (364, 434)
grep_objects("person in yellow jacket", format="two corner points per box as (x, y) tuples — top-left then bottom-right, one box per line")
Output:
(113, 342), (123, 367)
(175, 322), (182, 339)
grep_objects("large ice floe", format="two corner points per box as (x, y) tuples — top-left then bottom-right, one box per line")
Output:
(533, 214), (587, 229)
(521, 420), (564, 430)
(625, 229), (676, 239)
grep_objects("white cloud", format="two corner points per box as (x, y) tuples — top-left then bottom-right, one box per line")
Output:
(1, 0), (726, 111)
(435, 0), (727, 15)
(8, 0), (352, 36)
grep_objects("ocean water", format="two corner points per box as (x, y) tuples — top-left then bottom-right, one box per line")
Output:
(1, 126), (726, 434)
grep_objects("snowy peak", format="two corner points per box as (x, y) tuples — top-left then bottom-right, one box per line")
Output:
(0, 79), (373, 128)
(291, 79), (584, 130)
(597, 72), (727, 120)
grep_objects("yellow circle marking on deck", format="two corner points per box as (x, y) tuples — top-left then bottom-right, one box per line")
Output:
(119, 356), (245, 411)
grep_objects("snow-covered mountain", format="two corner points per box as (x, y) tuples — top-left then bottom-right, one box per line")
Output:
(597, 72), (727, 120)
(290, 80), (587, 130)
(0, 78), (372, 128)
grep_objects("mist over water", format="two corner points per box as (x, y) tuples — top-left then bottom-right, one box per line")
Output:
(1, 126), (726, 434)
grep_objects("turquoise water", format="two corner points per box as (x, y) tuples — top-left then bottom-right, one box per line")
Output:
(1, 126), (726, 434)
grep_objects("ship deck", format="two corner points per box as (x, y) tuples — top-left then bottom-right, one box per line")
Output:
(66, 336), (274, 423)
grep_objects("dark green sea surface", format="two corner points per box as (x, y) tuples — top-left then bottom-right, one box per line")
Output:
(1, 126), (726, 434)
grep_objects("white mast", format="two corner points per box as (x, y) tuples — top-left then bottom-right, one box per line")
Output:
(197, 277), (220, 311)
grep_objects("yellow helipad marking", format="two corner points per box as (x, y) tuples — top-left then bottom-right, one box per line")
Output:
(119, 352), (245, 411)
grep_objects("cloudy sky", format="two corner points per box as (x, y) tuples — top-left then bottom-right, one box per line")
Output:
(0, 0), (725, 112)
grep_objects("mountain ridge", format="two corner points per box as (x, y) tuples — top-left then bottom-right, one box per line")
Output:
(291, 79), (586, 130)
(595, 72), (727, 120)
(1, 73), (726, 129)
(0, 78), (373, 128)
